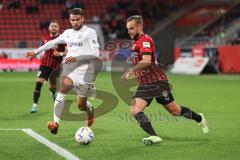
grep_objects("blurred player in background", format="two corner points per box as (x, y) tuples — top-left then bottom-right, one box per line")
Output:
(26, 8), (99, 134)
(122, 15), (209, 145)
(29, 20), (66, 113)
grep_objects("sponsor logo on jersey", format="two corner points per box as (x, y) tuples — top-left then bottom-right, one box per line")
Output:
(68, 42), (83, 47)
(143, 42), (150, 48)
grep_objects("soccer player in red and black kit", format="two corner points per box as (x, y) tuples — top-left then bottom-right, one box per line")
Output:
(121, 15), (209, 145)
(29, 20), (66, 113)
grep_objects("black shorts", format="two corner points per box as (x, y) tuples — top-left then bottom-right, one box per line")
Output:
(132, 81), (174, 106)
(37, 65), (53, 80)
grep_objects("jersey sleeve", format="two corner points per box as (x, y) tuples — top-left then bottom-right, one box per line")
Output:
(139, 38), (153, 54)
(34, 31), (67, 54)
(53, 31), (66, 44)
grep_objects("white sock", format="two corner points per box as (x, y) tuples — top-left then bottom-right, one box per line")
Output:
(33, 103), (38, 108)
(53, 92), (66, 124)
(86, 101), (93, 113)
(87, 101), (92, 107)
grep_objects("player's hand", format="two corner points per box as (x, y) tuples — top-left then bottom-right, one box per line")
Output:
(121, 69), (134, 81)
(25, 51), (36, 59)
(65, 56), (77, 64)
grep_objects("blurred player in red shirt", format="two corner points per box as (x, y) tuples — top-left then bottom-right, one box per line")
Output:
(29, 20), (66, 113)
(121, 15), (209, 145)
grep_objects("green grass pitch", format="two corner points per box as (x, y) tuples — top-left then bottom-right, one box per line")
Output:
(0, 72), (240, 160)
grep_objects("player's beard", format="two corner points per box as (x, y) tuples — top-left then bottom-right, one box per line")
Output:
(73, 23), (83, 30)
(50, 30), (58, 37)
(133, 32), (139, 40)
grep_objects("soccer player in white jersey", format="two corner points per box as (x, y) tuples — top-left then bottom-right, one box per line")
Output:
(25, 8), (100, 134)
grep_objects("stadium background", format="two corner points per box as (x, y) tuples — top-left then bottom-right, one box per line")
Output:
(0, 0), (240, 160)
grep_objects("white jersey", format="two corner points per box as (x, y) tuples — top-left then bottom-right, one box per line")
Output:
(34, 26), (100, 87)
(34, 25), (100, 60)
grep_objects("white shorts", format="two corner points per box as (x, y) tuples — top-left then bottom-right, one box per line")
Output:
(61, 62), (96, 97)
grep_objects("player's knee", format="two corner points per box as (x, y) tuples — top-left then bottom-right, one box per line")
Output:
(130, 106), (140, 115)
(37, 78), (45, 84)
(168, 107), (181, 116)
(62, 81), (71, 87)
(60, 78), (73, 93)
(62, 77), (73, 86)
(170, 111), (180, 116)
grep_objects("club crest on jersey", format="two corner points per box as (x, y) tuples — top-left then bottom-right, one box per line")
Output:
(162, 90), (168, 97)
(143, 42), (150, 48)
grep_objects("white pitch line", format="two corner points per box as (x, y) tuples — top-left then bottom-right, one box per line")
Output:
(22, 129), (80, 160)
(0, 128), (23, 131)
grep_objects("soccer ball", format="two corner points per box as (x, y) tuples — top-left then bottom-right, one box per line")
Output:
(75, 127), (94, 145)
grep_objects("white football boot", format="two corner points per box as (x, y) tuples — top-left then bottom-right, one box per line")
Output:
(142, 136), (162, 145)
(198, 113), (209, 134)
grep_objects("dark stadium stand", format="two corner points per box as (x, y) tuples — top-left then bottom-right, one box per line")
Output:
(0, 0), (196, 48)
(195, 3), (240, 40)
(175, 1), (240, 48)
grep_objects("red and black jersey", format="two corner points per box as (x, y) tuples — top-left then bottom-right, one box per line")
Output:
(131, 34), (167, 85)
(40, 35), (65, 69)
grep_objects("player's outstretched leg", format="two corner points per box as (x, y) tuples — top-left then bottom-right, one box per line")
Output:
(48, 92), (65, 134)
(163, 101), (209, 134)
(48, 77), (73, 134)
(30, 79), (44, 113)
(131, 98), (162, 145)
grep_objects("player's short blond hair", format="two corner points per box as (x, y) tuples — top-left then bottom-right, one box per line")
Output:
(127, 15), (143, 24)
